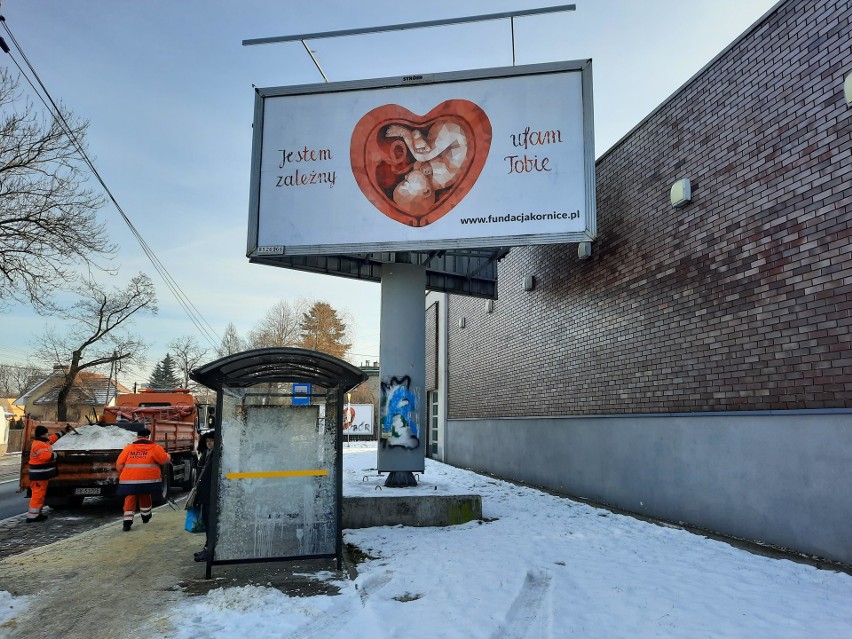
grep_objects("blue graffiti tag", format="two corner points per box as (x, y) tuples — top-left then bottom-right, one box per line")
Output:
(383, 383), (418, 437)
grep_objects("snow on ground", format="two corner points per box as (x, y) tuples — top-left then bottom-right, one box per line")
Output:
(168, 444), (852, 639)
(0, 591), (30, 628)
(52, 424), (137, 451)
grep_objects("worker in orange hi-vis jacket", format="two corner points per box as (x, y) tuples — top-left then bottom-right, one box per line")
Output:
(27, 424), (72, 522)
(115, 427), (171, 532)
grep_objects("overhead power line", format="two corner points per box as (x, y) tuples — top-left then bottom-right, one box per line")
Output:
(0, 15), (222, 352)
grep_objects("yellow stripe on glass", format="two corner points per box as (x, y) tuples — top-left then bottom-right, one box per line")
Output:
(225, 469), (329, 480)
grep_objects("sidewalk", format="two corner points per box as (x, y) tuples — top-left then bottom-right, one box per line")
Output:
(0, 443), (402, 639)
(0, 453), (21, 481)
(0, 504), (203, 639)
(0, 500), (346, 639)
(2, 445), (851, 639)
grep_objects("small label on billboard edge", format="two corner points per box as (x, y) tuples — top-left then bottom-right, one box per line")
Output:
(401, 74), (432, 84)
(256, 245), (285, 255)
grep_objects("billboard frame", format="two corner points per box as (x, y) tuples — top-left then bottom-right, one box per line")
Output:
(246, 59), (596, 259)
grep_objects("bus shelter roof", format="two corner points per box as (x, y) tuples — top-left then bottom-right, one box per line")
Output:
(190, 347), (368, 391)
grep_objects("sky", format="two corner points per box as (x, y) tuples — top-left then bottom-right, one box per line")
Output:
(0, 0), (781, 386)
(3, 443), (851, 637)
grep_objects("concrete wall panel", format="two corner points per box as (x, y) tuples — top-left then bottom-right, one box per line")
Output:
(446, 412), (852, 564)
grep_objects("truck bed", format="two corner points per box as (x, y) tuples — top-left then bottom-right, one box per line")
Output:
(20, 419), (197, 497)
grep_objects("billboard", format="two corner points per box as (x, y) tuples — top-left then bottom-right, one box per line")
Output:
(342, 403), (374, 436)
(247, 60), (595, 257)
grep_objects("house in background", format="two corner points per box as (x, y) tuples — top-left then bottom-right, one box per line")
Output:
(0, 399), (25, 454)
(0, 399), (25, 424)
(14, 365), (130, 423)
(0, 407), (6, 455)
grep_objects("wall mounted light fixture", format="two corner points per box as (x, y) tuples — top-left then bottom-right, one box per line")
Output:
(458, 317), (466, 328)
(578, 241), (592, 260)
(485, 299), (494, 313)
(523, 275), (535, 291)
(670, 178), (692, 208)
(846, 73), (852, 105)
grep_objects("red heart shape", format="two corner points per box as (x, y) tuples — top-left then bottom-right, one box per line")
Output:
(350, 100), (492, 227)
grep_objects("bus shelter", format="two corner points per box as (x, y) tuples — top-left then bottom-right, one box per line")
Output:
(190, 347), (368, 579)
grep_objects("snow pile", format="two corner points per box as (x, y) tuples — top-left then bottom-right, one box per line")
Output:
(175, 585), (338, 637)
(52, 424), (137, 451)
(0, 590), (30, 627)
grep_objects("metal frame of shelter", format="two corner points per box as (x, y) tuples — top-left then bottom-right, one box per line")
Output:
(190, 347), (368, 579)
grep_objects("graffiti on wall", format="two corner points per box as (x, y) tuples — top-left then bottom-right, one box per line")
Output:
(380, 376), (420, 449)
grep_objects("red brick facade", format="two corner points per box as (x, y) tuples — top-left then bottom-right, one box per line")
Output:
(425, 301), (438, 391)
(446, 0), (852, 418)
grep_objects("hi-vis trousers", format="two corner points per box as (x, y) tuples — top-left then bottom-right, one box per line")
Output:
(123, 494), (153, 524)
(27, 480), (48, 520)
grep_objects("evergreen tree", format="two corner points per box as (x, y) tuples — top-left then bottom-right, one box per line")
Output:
(297, 302), (351, 359)
(148, 360), (163, 388)
(147, 353), (180, 389)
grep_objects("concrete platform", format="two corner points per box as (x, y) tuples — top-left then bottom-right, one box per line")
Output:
(342, 494), (482, 528)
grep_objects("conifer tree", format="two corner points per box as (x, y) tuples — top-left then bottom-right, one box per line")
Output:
(147, 353), (180, 389)
(297, 302), (351, 359)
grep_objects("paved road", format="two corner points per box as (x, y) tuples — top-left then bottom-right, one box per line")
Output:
(0, 453), (190, 561)
(0, 480), (27, 521)
(0, 494), (154, 560)
(0, 455), (25, 520)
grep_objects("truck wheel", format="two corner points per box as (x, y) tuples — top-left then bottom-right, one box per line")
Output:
(181, 457), (197, 491)
(153, 466), (172, 506)
(67, 495), (85, 508)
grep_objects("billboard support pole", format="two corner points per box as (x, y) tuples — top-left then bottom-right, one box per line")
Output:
(243, 5), (576, 81)
(378, 259), (427, 486)
(511, 17), (516, 66)
(242, 5), (576, 47)
(301, 40), (329, 83)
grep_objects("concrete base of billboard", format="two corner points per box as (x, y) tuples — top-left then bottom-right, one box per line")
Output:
(342, 494), (482, 529)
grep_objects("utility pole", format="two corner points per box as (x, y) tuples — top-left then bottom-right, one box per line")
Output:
(105, 350), (117, 410)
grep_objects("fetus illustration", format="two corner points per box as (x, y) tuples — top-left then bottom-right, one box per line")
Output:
(350, 99), (492, 227)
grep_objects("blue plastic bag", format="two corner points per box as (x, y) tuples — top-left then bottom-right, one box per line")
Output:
(184, 506), (205, 533)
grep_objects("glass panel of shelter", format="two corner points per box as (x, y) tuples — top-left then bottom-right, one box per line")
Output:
(212, 382), (338, 563)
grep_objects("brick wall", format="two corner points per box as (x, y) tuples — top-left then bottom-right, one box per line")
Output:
(447, 0), (852, 418)
(425, 301), (438, 391)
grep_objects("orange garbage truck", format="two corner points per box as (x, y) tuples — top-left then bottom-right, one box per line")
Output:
(19, 389), (199, 507)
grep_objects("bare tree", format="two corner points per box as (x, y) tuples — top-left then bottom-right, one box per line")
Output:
(297, 301), (352, 359)
(246, 298), (310, 349)
(168, 335), (208, 388)
(0, 363), (48, 397)
(33, 273), (157, 420)
(217, 322), (243, 357)
(0, 68), (114, 312)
